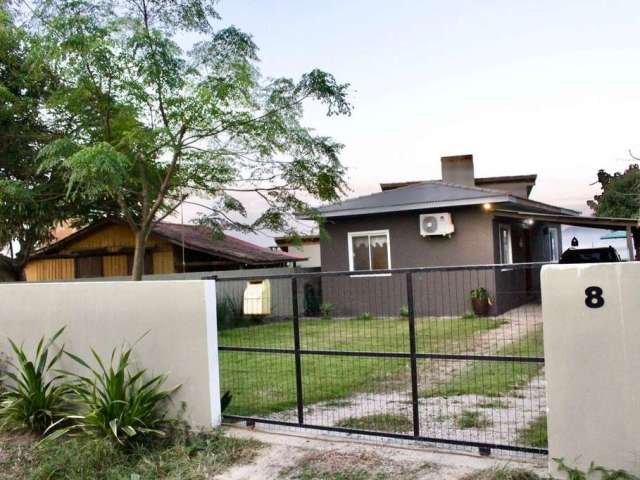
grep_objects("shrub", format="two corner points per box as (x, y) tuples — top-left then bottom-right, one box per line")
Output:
(0, 351), (7, 394)
(216, 296), (246, 330)
(319, 302), (334, 319)
(357, 312), (372, 321)
(0, 327), (70, 434)
(400, 305), (409, 317)
(470, 287), (490, 300)
(554, 459), (639, 480)
(51, 342), (180, 445)
(303, 282), (321, 316)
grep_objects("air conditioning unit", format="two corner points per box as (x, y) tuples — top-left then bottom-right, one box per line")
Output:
(419, 212), (454, 237)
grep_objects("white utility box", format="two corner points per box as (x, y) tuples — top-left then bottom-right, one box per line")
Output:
(243, 279), (271, 315)
(541, 262), (640, 477)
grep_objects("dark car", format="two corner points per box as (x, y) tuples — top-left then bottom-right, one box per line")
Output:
(559, 246), (622, 264)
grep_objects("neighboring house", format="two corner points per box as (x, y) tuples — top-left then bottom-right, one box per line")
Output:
(24, 219), (305, 282)
(312, 154), (584, 315)
(273, 235), (321, 268)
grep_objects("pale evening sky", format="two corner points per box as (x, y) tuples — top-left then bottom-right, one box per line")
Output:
(179, 0), (640, 245)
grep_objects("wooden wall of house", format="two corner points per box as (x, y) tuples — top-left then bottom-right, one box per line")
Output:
(24, 224), (176, 281)
(24, 258), (75, 281)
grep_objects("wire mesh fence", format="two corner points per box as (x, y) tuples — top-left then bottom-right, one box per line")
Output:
(217, 263), (547, 457)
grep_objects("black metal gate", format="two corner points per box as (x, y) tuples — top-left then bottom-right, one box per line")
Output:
(217, 263), (547, 456)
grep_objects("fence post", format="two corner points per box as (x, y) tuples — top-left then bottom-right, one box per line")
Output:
(291, 277), (304, 425)
(406, 272), (420, 438)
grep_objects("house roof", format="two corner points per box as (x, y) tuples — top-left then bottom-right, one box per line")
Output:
(153, 222), (306, 264)
(313, 181), (579, 218)
(494, 210), (639, 230)
(33, 220), (305, 265)
(380, 174), (538, 191)
(275, 234), (320, 245)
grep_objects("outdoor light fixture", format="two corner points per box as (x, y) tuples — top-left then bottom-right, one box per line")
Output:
(482, 203), (492, 211)
(525, 218), (534, 226)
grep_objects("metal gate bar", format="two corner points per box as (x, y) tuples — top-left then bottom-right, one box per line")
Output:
(222, 414), (548, 455)
(218, 263), (548, 456)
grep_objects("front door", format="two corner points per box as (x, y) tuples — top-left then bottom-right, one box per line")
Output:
(75, 256), (103, 278)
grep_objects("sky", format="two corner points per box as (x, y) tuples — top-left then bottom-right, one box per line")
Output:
(179, 0), (640, 245)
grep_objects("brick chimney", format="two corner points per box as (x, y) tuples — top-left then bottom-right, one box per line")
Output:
(441, 154), (475, 186)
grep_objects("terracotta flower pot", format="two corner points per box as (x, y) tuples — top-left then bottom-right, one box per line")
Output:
(471, 297), (490, 316)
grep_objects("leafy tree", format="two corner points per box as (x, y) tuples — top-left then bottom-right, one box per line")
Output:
(34, 0), (351, 280)
(0, 5), (70, 278)
(588, 163), (640, 259)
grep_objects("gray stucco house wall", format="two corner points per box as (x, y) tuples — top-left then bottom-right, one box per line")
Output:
(308, 154), (575, 318)
(319, 206), (561, 317)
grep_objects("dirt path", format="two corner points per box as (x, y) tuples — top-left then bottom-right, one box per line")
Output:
(261, 304), (545, 450)
(217, 427), (547, 480)
(420, 303), (543, 389)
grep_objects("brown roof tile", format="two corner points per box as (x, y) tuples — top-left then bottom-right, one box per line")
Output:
(33, 219), (305, 265)
(152, 222), (305, 265)
(380, 174), (537, 191)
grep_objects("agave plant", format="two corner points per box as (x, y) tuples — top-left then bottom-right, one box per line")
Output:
(50, 343), (180, 444)
(0, 327), (69, 433)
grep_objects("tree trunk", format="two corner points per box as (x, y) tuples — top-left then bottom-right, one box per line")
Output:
(131, 230), (148, 281)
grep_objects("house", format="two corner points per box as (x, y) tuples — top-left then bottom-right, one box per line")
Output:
(24, 219), (305, 282)
(273, 234), (321, 268)
(312, 154), (594, 315)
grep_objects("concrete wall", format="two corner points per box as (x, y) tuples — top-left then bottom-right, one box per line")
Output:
(319, 207), (497, 316)
(318, 207), (550, 317)
(285, 243), (321, 268)
(321, 206), (496, 272)
(0, 280), (220, 428)
(542, 263), (640, 477)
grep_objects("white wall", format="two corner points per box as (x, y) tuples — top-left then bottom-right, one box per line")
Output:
(285, 243), (321, 268)
(0, 280), (221, 428)
(542, 263), (640, 477)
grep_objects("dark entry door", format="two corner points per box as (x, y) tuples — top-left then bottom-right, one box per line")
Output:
(75, 256), (103, 278)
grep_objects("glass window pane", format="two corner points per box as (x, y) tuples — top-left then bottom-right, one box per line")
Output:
(549, 229), (558, 261)
(352, 235), (370, 270)
(370, 234), (389, 270)
(500, 227), (512, 263)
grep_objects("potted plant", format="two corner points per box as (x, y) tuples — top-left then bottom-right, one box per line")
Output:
(470, 287), (493, 316)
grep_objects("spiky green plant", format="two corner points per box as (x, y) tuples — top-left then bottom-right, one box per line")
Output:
(49, 343), (180, 445)
(0, 327), (69, 433)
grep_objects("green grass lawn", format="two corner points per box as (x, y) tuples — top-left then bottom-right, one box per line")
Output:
(0, 429), (261, 480)
(335, 413), (413, 433)
(517, 415), (547, 448)
(219, 316), (504, 416)
(422, 329), (544, 398)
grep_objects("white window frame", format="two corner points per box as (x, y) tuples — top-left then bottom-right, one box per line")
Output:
(548, 227), (559, 261)
(498, 224), (513, 265)
(347, 229), (391, 276)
